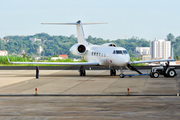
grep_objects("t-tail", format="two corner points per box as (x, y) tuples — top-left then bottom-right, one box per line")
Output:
(42, 20), (107, 45)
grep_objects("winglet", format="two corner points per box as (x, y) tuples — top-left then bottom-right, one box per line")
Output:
(6, 52), (11, 63)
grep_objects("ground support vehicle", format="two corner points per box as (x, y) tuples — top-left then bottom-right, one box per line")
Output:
(149, 66), (177, 78)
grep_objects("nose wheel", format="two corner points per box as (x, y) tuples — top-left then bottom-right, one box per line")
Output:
(119, 74), (125, 78)
(119, 67), (124, 78)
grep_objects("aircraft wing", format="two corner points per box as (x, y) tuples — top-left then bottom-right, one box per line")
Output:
(129, 58), (174, 64)
(129, 48), (175, 64)
(6, 55), (99, 66)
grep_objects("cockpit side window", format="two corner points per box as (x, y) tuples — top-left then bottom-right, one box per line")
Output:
(113, 50), (115, 54)
(123, 50), (128, 54)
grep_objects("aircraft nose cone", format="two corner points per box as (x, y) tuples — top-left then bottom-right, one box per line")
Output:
(123, 55), (130, 65)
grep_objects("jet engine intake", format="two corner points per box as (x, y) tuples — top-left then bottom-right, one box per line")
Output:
(70, 43), (87, 56)
(78, 44), (86, 53)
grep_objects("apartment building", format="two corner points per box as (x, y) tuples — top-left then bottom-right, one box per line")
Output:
(150, 38), (171, 59)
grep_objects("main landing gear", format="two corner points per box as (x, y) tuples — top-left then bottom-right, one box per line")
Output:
(110, 67), (116, 76)
(79, 66), (86, 76)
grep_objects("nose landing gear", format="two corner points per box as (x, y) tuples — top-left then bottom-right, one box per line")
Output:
(110, 66), (125, 78)
(119, 67), (124, 78)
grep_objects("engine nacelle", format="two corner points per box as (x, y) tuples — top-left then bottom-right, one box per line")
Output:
(102, 43), (116, 47)
(70, 43), (87, 56)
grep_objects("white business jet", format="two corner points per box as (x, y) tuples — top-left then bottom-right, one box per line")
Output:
(7, 20), (175, 78)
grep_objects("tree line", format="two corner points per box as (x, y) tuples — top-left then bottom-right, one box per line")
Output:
(0, 33), (179, 59)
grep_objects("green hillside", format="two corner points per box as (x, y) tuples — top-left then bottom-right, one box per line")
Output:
(0, 33), (179, 59)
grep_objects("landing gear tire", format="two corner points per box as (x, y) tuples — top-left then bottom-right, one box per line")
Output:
(153, 72), (159, 78)
(80, 70), (86, 76)
(168, 69), (176, 77)
(80, 71), (83, 76)
(110, 69), (116, 76)
(110, 70), (113, 76)
(114, 71), (116, 76)
(119, 74), (124, 78)
(150, 72), (153, 78)
(83, 70), (86, 76)
(79, 66), (86, 76)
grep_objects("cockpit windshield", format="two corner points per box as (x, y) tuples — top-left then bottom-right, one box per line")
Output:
(116, 50), (123, 54)
(113, 50), (128, 54)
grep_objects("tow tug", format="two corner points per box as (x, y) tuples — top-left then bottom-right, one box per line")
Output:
(121, 64), (176, 78)
(149, 65), (176, 78)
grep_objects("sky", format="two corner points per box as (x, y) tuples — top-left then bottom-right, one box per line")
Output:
(1, 0), (180, 40)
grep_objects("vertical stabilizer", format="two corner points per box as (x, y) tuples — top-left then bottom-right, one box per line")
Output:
(76, 20), (88, 45)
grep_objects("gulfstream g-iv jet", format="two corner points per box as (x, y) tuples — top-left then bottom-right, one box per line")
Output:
(7, 20), (175, 78)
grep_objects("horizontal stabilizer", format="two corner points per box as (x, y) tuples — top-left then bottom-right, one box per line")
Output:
(41, 23), (78, 25)
(42, 20), (107, 45)
(41, 22), (108, 25)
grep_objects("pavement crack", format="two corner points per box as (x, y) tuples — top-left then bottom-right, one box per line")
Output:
(101, 78), (119, 93)
(60, 71), (107, 94)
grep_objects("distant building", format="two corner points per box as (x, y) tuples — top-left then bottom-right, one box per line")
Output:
(0, 50), (7, 56)
(51, 57), (60, 61)
(35, 57), (41, 61)
(150, 38), (171, 59)
(37, 46), (43, 54)
(22, 50), (26, 54)
(51, 55), (68, 61)
(1, 38), (10, 44)
(136, 47), (150, 55)
(29, 38), (41, 44)
(142, 54), (151, 60)
(73, 58), (82, 61)
(59, 55), (68, 59)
